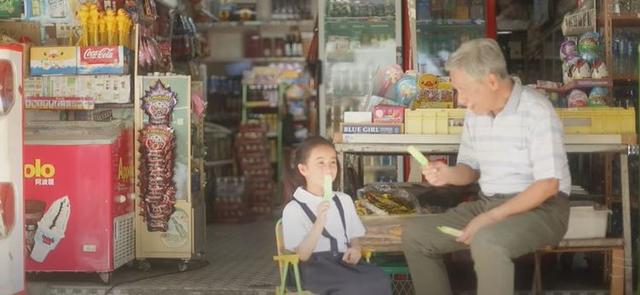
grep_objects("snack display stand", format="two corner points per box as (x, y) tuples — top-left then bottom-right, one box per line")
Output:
(134, 75), (206, 271)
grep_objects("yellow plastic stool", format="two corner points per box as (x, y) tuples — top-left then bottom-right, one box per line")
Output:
(273, 219), (372, 295)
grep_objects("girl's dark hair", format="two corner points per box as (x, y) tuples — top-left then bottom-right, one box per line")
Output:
(283, 136), (337, 202)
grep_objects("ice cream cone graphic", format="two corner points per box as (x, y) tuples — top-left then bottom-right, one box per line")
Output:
(31, 196), (71, 263)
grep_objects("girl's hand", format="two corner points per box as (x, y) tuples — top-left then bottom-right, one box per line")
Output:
(422, 161), (449, 187)
(315, 201), (330, 226)
(342, 246), (361, 265)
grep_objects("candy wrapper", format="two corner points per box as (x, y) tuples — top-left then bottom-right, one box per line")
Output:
(591, 60), (609, 79)
(372, 64), (403, 98)
(356, 183), (421, 215)
(393, 75), (417, 106)
(578, 32), (601, 63)
(567, 89), (588, 108)
(588, 87), (608, 107)
(571, 59), (591, 79)
(142, 80), (178, 124)
(138, 80), (179, 232)
(560, 40), (578, 62)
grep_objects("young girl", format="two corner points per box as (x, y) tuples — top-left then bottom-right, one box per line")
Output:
(282, 136), (392, 295)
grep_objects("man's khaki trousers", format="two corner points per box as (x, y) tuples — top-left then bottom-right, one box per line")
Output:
(402, 194), (569, 295)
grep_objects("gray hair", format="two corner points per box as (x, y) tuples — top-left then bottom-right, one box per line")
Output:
(445, 38), (509, 80)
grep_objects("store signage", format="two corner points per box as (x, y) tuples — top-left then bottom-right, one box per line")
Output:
(24, 159), (56, 179)
(80, 46), (119, 64)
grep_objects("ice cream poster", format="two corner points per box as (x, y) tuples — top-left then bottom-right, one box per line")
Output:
(26, 196), (71, 263)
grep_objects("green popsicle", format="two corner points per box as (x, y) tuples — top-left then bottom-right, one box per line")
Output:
(323, 175), (333, 201)
(407, 145), (429, 166)
(437, 226), (463, 238)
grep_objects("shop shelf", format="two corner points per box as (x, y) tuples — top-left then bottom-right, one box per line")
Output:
(205, 159), (234, 167)
(95, 103), (134, 109)
(612, 75), (638, 82)
(201, 56), (306, 63)
(538, 79), (611, 93)
(610, 14), (640, 26)
(325, 16), (395, 24)
(197, 19), (314, 30)
(249, 56), (306, 63)
(245, 101), (278, 108)
(416, 18), (485, 26)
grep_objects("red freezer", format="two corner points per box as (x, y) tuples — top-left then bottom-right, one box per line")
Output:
(23, 122), (134, 283)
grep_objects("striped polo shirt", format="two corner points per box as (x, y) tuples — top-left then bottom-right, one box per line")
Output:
(457, 78), (572, 196)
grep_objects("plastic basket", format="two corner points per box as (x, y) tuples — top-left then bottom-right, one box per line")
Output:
(372, 254), (415, 295)
(556, 107), (636, 134)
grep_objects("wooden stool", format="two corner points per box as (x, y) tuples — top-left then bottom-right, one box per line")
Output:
(532, 238), (624, 295)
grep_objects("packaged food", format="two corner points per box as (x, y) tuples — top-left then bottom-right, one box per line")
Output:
(30, 46), (77, 76)
(588, 87), (608, 107)
(567, 89), (588, 107)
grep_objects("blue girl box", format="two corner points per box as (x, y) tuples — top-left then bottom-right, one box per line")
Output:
(30, 46), (77, 76)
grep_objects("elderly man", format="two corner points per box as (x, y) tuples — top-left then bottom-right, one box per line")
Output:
(402, 38), (571, 295)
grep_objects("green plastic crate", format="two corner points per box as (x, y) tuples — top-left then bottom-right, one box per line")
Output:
(372, 254), (415, 295)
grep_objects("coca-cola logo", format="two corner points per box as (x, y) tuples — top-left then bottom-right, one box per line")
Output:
(81, 47), (120, 65)
(83, 48), (116, 59)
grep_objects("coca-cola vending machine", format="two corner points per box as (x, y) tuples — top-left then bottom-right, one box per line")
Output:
(0, 43), (26, 295)
(23, 121), (135, 284)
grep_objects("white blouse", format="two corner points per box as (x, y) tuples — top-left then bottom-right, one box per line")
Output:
(282, 187), (366, 253)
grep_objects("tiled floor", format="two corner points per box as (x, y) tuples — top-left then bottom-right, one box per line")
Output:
(27, 221), (280, 295)
(26, 219), (612, 295)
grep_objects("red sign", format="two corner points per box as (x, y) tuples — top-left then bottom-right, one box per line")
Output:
(79, 46), (120, 65)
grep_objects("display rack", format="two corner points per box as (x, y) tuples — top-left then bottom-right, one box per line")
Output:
(241, 83), (284, 181)
(133, 75), (206, 272)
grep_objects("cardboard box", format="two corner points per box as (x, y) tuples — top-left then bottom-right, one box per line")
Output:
(25, 76), (78, 98)
(563, 202), (610, 239)
(344, 111), (372, 123)
(373, 105), (404, 123)
(77, 75), (131, 104)
(25, 75), (131, 104)
(77, 46), (128, 75)
(341, 123), (404, 134)
(30, 46), (77, 76)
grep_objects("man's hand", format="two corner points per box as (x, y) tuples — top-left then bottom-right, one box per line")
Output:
(315, 201), (330, 226)
(457, 211), (502, 245)
(342, 246), (362, 265)
(423, 161), (449, 186)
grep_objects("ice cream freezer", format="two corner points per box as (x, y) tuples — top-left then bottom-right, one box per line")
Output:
(23, 121), (135, 284)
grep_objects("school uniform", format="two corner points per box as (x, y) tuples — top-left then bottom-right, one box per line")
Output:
(282, 187), (392, 295)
